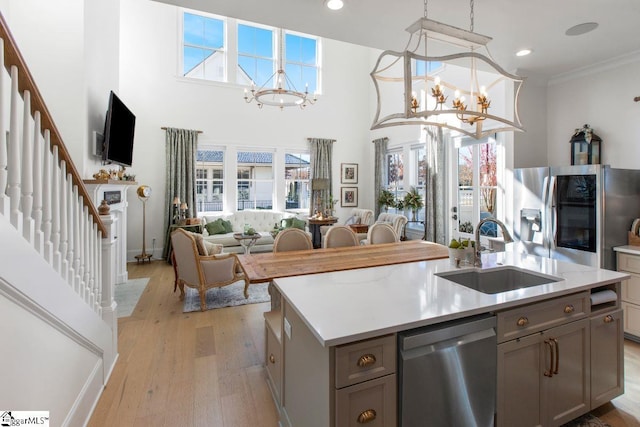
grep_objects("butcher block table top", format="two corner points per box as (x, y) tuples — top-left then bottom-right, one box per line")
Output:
(236, 240), (448, 284)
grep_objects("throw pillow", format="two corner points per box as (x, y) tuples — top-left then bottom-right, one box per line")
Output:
(219, 219), (233, 233)
(191, 233), (208, 256)
(344, 215), (361, 226)
(205, 220), (227, 235)
(281, 217), (294, 228)
(204, 241), (223, 255)
(292, 218), (306, 230)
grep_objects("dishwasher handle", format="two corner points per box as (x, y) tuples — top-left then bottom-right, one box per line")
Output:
(400, 314), (496, 351)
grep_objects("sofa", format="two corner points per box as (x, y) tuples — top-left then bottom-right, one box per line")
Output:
(201, 210), (301, 253)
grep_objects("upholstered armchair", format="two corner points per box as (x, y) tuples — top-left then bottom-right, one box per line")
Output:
(320, 208), (374, 243)
(361, 212), (408, 244)
(171, 228), (248, 311)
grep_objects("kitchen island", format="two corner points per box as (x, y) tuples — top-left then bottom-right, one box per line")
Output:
(265, 251), (628, 427)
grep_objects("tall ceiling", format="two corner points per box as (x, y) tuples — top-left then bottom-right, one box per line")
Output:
(154, 0), (640, 79)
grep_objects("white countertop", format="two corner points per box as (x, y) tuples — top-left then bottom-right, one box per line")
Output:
(273, 251), (629, 347)
(613, 245), (640, 255)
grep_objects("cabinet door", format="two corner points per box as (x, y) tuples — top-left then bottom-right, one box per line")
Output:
(590, 309), (624, 408)
(497, 332), (543, 427)
(542, 319), (590, 427)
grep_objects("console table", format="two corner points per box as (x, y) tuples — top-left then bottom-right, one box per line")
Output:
(308, 217), (338, 248)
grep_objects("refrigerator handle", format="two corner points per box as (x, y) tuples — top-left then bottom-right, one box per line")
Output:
(549, 175), (557, 246)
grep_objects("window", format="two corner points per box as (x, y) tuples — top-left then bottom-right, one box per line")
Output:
(285, 152), (311, 210)
(385, 150), (404, 213)
(410, 146), (427, 221)
(237, 151), (274, 210)
(182, 12), (321, 92)
(196, 149), (225, 213)
(237, 24), (274, 85)
(285, 32), (319, 94)
(456, 138), (498, 237)
(182, 12), (225, 81)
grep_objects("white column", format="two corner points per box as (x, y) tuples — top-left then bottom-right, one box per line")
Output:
(21, 89), (35, 244)
(8, 66), (22, 232)
(0, 41), (8, 217)
(32, 111), (44, 254)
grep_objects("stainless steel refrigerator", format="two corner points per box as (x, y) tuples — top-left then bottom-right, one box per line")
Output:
(512, 164), (640, 270)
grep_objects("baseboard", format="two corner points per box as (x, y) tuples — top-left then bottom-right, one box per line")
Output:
(64, 360), (105, 427)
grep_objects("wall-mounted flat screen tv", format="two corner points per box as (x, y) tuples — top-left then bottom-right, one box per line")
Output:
(102, 90), (136, 167)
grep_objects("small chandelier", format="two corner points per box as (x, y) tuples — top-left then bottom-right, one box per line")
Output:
(371, 0), (525, 139)
(244, 29), (317, 110)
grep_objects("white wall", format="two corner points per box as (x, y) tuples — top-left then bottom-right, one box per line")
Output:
(0, 0), (88, 171)
(118, 0), (374, 258)
(547, 53), (640, 168)
(513, 73), (548, 168)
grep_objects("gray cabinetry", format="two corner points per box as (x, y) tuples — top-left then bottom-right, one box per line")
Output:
(616, 250), (640, 340)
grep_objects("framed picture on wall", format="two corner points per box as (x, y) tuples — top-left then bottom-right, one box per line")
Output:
(341, 163), (358, 184)
(341, 187), (358, 207)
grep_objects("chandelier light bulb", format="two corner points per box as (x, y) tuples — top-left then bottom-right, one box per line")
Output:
(326, 0), (344, 11)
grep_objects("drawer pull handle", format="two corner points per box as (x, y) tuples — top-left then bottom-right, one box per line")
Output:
(357, 354), (377, 368)
(604, 315), (614, 323)
(269, 354), (275, 364)
(551, 338), (559, 375)
(357, 409), (377, 423)
(517, 317), (529, 327)
(564, 304), (575, 314)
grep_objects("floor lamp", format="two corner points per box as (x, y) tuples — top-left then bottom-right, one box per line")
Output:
(135, 185), (152, 264)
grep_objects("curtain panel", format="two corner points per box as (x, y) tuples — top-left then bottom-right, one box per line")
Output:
(308, 138), (335, 217)
(424, 126), (446, 245)
(373, 137), (389, 219)
(163, 127), (199, 260)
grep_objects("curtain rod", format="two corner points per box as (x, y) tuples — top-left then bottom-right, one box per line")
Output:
(161, 126), (203, 133)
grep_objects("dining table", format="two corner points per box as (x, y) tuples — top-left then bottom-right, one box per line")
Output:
(236, 239), (449, 284)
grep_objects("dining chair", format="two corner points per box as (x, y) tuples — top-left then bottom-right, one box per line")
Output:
(323, 225), (359, 248)
(273, 228), (313, 253)
(366, 222), (399, 244)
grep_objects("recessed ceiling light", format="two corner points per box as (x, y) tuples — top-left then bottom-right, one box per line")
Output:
(325, 0), (344, 10)
(516, 49), (532, 57)
(565, 22), (598, 36)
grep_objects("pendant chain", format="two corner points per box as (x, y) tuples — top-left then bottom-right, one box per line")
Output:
(470, 0), (475, 32)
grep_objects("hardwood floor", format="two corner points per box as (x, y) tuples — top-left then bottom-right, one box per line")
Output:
(89, 261), (640, 426)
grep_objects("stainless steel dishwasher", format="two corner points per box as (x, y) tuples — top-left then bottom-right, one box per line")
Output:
(398, 314), (497, 427)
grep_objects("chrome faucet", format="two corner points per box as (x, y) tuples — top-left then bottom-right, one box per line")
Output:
(474, 218), (514, 267)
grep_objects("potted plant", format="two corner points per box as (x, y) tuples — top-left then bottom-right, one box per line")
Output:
(403, 186), (424, 220)
(377, 189), (396, 212)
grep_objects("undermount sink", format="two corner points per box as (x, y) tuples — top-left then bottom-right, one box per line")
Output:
(436, 266), (562, 294)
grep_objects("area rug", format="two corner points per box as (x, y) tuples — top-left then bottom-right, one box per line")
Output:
(561, 413), (611, 427)
(182, 280), (270, 312)
(114, 277), (150, 317)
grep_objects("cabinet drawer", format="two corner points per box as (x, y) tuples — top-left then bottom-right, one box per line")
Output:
(265, 323), (282, 404)
(335, 334), (396, 389)
(622, 275), (640, 305)
(497, 292), (590, 343)
(335, 374), (396, 427)
(618, 252), (640, 274)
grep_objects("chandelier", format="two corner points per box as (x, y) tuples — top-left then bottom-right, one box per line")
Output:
(370, 0), (525, 139)
(244, 29), (317, 110)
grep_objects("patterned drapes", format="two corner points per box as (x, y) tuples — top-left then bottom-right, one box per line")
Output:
(308, 138), (335, 216)
(373, 137), (388, 219)
(163, 127), (198, 260)
(424, 126), (446, 245)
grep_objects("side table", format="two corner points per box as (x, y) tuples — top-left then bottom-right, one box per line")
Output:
(308, 217), (338, 249)
(233, 233), (262, 254)
(348, 224), (369, 234)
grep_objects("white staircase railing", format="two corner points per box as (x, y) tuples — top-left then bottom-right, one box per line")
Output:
(0, 15), (107, 315)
